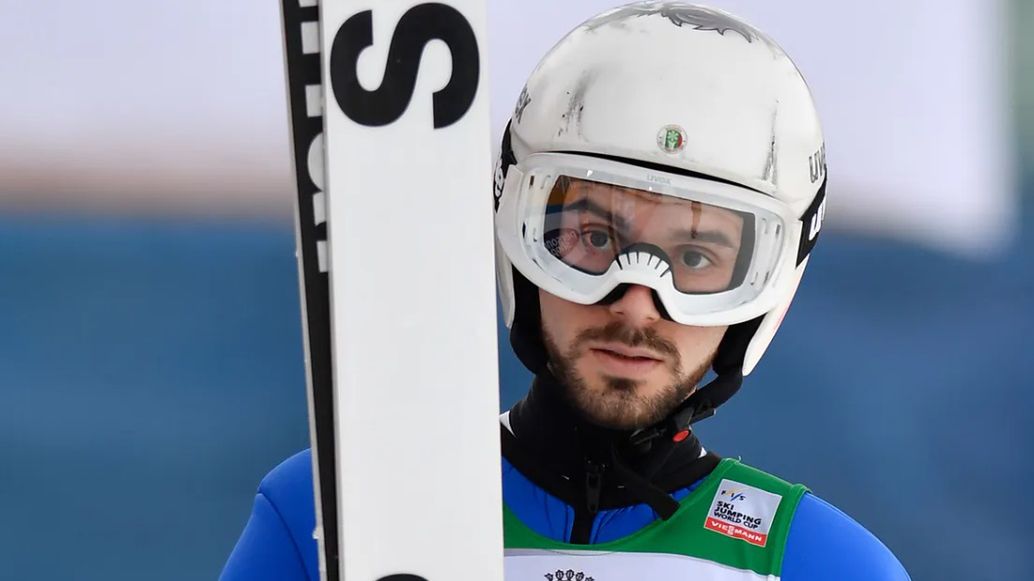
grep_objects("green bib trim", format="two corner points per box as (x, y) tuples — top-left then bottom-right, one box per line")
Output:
(503, 458), (809, 577)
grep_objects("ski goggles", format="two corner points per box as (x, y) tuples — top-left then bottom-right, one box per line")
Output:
(495, 153), (808, 326)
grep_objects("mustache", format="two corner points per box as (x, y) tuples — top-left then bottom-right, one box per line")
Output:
(573, 321), (680, 359)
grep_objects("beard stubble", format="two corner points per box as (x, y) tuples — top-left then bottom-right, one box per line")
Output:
(543, 320), (715, 431)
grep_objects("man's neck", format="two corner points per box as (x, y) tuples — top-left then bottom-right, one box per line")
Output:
(502, 374), (719, 512)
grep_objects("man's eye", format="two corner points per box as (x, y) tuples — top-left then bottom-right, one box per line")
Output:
(585, 229), (613, 249)
(681, 250), (714, 269)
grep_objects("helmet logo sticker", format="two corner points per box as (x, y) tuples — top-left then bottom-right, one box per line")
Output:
(586, 3), (761, 44)
(657, 125), (687, 154)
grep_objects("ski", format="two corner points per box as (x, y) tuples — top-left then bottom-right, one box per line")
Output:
(319, 1), (502, 579)
(283, 0), (503, 579)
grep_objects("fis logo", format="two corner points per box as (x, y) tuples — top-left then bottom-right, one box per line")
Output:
(721, 488), (747, 502)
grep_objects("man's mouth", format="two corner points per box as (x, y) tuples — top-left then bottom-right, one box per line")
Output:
(592, 343), (663, 361)
(588, 343), (664, 377)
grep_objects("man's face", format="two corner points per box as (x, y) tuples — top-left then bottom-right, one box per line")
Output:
(539, 178), (741, 430)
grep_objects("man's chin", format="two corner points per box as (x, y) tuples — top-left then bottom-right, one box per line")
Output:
(573, 384), (669, 430)
(580, 404), (661, 431)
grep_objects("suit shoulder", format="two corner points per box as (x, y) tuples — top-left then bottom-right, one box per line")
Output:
(257, 449), (317, 549)
(259, 449), (314, 500)
(221, 449), (318, 581)
(782, 492), (910, 580)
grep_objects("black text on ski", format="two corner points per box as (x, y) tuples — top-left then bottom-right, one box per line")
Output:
(329, 3), (480, 129)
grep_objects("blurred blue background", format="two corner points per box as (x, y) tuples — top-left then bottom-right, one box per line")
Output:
(3, 1), (1034, 580)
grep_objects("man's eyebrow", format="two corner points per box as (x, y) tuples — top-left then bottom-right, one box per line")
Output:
(562, 197), (630, 231)
(670, 227), (738, 249)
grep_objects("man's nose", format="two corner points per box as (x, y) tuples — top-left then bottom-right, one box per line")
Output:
(608, 284), (661, 326)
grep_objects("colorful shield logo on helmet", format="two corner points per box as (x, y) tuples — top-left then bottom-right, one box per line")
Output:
(658, 125), (687, 153)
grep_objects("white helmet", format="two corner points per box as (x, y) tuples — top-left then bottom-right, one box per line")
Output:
(494, 2), (826, 399)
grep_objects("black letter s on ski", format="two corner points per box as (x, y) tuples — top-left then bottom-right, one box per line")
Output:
(330, 3), (479, 129)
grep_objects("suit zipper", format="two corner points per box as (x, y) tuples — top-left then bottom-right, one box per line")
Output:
(570, 460), (604, 544)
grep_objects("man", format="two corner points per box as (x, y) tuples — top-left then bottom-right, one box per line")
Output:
(223, 3), (909, 579)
